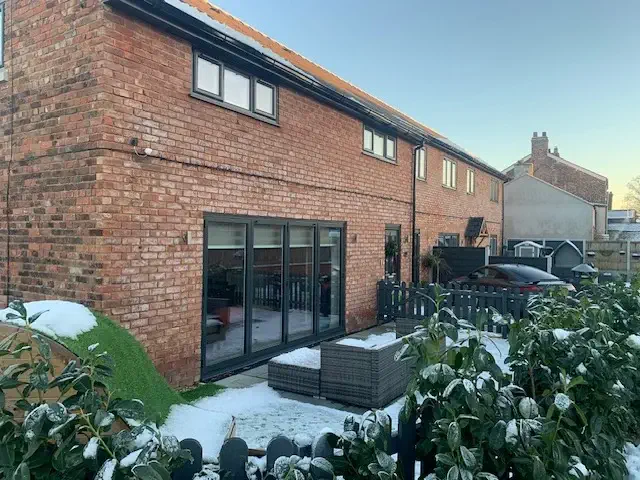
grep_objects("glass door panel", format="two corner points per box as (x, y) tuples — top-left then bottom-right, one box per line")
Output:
(288, 226), (314, 340)
(319, 227), (342, 332)
(205, 222), (246, 365)
(252, 224), (284, 351)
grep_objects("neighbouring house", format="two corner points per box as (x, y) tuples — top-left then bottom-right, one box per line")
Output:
(607, 210), (640, 242)
(503, 132), (610, 243)
(0, 0), (505, 385)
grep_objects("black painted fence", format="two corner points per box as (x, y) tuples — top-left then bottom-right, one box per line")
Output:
(377, 281), (531, 335)
(172, 411), (421, 480)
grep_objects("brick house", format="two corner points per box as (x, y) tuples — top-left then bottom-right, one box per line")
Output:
(0, 0), (505, 385)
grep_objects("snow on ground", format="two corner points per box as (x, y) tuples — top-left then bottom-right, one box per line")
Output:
(626, 443), (640, 480)
(161, 405), (234, 462)
(0, 300), (97, 339)
(189, 383), (354, 457)
(169, 381), (406, 462)
(271, 348), (320, 369)
(337, 332), (397, 349)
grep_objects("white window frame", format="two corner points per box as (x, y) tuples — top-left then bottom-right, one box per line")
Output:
(443, 157), (457, 189)
(466, 169), (475, 194)
(415, 147), (426, 180)
(192, 51), (278, 122)
(363, 125), (397, 163)
(490, 179), (500, 202)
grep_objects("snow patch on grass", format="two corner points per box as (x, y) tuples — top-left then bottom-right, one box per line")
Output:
(0, 300), (96, 339)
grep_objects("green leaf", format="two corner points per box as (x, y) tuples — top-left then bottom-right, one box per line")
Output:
(0, 443), (16, 467)
(459, 446), (476, 469)
(446, 465), (460, 480)
(489, 421), (506, 450)
(436, 453), (456, 467)
(566, 375), (586, 391)
(443, 379), (462, 397)
(441, 322), (458, 342)
(11, 462), (29, 480)
(459, 469), (473, 480)
(447, 422), (461, 451)
(8, 301), (27, 319)
(590, 415), (603, 435)
(29, 372), (49, 392)
(148, 461), (172, 480)
(0, 332), (18, 351)
(111, 399), (145, 422)
(375, 450), (396, 474)
(32, 335), (51, 361)
(476, 473), (499, 480)
(532, 456), (546, 479)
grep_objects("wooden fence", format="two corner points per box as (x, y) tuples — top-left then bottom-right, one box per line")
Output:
(172, 411), (420, 480)
(377, 281), (531, 336)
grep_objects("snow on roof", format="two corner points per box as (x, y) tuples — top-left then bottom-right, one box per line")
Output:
(163, 0), (503, 177)
(608, 209), (637, 220)
(607, 223), (640, 241)
(0, 301), (97, 340)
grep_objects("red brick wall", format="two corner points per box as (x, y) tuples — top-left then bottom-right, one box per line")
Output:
(0, 0), (106, 306)
(2, 0), (504, 386)
(416, 147), (503, 251)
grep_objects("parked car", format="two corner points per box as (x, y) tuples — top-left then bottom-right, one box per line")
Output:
(453, 264), (576, 293)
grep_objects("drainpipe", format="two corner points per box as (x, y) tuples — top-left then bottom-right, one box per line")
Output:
(501, 180), (505, 255)
(411, 142), (425, 284)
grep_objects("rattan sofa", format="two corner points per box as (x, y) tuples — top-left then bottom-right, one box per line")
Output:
(320, 335), (415, 408)
(268, 348), (321, 397)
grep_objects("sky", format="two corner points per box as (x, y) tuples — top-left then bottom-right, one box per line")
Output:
(210, 0), (640, 207)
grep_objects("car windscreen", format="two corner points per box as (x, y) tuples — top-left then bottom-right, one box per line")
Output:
(498, 265), (560, 282)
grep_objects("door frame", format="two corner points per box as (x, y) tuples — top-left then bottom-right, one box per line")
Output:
(201, 213), (346, 379)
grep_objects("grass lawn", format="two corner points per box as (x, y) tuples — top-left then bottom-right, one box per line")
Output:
(180, 382), (225, 403)
(64, 313), (185, 423)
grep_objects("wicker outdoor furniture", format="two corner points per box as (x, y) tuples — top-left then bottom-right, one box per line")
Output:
(320, 334), (415, 408)
(268, 348), (321, 397)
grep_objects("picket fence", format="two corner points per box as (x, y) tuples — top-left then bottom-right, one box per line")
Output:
(172, 411), (420, 480)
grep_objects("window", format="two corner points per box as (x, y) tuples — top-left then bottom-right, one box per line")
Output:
(490, 179), (500, 202)
(0, 3), (4, 68)
(193, 52), (277, 120)
(443, 158), (457, 188)
(437, 233), (459, 247)
(489, 235), (498, 255)
(415, 147), (426, 180)
(363, 126), (397, 162)
(466, 169), (475, 194)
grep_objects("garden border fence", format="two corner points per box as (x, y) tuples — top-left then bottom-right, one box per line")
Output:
(173, 410), (421, 480)
(377, 281), (532, 336)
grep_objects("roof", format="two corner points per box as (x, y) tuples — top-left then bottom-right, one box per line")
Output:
(464, 217), (485, 238)
(607, 223), (640, 241)
(608, 209), (637, 220)
(505, 174), (596, 206)
(125, 0), (506, 179)
(503, 153), (607, 182)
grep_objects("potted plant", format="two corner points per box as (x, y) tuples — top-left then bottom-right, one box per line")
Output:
(421, 249), (450, 284)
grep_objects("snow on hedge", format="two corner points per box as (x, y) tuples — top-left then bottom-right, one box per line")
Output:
(0, 300), (97, 339)
(626, 443), (640, 480)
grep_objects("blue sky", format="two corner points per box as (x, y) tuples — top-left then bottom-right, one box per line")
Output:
(211, 0), (640, 206)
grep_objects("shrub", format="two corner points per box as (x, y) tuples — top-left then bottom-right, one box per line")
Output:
(397, 281), (640, 479)
(0, 301), (191, 479)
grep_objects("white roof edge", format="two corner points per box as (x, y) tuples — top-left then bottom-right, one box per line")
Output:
(506, 174), (597, 206)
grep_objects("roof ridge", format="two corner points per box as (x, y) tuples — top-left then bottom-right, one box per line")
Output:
(189, 0), (445, 138)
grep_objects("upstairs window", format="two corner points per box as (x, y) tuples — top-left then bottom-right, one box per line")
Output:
(490, 179), (500, 202)
(363, 126), (396, 162)
(193, 52), (277, 120)
(442, 158), (457, 189)
(415, 147), (426, 180)
(438, 233), (459, 247)
(466, 169), (475, 194)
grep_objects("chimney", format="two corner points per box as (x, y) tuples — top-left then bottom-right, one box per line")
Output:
(531, 131), (549, 161)
(553, 146), (559, 156)
(608, 192), (614, 210)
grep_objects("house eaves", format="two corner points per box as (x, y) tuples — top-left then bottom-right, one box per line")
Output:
(104, 0), (508, 181)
